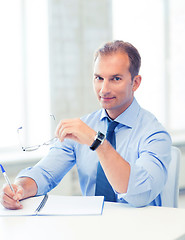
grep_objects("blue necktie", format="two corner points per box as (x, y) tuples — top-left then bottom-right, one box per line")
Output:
(95, 120), (119, 202)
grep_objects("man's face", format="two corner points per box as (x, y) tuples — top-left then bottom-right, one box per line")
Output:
(93, 52), (140, 119)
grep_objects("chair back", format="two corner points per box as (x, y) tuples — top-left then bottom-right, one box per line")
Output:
(161, 146), (181, 208)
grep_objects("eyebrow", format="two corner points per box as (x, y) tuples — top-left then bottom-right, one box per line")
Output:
(111, 74), (123, 77)
(94, 73), (123, 77)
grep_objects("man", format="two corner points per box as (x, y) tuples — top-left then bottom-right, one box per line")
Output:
(0, 40), (171, 209)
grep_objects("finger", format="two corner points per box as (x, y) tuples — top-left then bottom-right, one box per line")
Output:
(1, 184), (24, 209)
(16, 185), (24, 200)
(55, 119), (79, 137)
(56, 121), (73, 140)
(58, 127), (75, 142)
(55, 121), (62, 137)
(3, 183), (23, 199)
(3, 200), (23, 210)
(2, 184), (15, 198)
(55, 120), (67, 138)
(0, 191), (22, 210)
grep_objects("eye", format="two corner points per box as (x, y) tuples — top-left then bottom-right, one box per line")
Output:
(95, 76), (104, 81)
(113, 76), (121, 81)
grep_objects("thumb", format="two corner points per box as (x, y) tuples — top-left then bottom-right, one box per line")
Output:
(13, 185), (24, 201)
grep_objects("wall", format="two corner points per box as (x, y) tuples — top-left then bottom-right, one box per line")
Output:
(48, 0), (112, 126)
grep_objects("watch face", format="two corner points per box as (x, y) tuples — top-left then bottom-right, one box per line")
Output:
(97, 131), (105, 140)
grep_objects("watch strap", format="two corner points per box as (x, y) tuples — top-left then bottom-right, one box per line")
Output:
(90, 131), (105, 151)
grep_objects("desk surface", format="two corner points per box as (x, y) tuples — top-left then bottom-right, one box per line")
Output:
(1, 202), (185, 240)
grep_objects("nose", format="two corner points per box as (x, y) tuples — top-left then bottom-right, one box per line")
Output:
(100, 79), (110, 95)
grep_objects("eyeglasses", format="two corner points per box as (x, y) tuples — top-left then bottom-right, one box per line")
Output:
(17, 115), (58, 151)
(17, 126), (58, 151)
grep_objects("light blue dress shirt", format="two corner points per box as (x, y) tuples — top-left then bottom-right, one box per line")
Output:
(17, 98), (172, 207)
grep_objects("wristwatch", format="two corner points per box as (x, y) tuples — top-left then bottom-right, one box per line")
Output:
(90, 131), (105, 151)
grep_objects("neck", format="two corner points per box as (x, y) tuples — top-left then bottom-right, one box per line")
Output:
(105, 98), (134, 120)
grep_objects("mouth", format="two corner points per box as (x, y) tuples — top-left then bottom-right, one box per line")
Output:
(100, 96), (115, 102)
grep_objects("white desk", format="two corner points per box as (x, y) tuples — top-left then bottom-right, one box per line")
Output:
(1, 202), (185, 240)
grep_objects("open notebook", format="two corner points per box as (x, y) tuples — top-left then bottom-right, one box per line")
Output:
(0, 195), (104, 216)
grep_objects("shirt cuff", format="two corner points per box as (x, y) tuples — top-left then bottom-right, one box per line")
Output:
(16, 167), (51, 196)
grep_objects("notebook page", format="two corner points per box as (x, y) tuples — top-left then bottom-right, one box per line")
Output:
(39, 195), (104, 216)
(0, 195), (45, 216)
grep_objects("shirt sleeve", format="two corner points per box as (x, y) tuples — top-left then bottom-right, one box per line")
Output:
(16, 139), (76, 195)
(116, 130), (172, 207)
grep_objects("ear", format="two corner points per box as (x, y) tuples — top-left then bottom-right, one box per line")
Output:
(132, 75), (142, 92)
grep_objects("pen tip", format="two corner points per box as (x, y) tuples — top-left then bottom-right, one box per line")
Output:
(0, 164), (5, 173)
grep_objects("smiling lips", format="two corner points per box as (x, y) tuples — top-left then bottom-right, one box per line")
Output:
(100, 96), (115, 102)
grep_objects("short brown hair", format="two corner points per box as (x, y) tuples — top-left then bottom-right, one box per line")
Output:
(94, 40), (141, 80)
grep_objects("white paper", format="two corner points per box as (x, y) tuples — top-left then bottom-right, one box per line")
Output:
(0, 195), (104, 216)
(39, 195), (104, 216)
(0, 195), (45, 216)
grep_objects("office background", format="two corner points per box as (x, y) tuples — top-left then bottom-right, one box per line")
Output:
(0, 0), (185, 206)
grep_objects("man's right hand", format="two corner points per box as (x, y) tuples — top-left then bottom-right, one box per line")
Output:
(0, 184), (24, 209)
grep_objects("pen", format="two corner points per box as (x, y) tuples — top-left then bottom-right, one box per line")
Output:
(0, 164), (16, 195)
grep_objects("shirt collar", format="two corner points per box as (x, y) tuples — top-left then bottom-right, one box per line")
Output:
(100, 98), (140, 128)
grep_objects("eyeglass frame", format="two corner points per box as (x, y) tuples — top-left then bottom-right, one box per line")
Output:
(17, 115), (58, 151)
